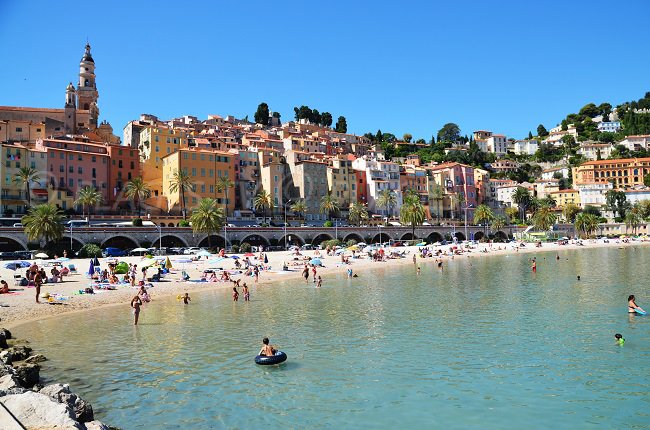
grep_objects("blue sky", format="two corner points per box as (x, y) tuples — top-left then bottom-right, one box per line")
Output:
(1, 0), (649, 141)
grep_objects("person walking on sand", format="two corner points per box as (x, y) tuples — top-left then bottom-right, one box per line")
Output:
(34, 270), (43, 303)
(131, 295), (143, 325)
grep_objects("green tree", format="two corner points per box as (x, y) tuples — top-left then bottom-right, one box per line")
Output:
(21, 203), (64, 248)
(473, 204), (494, 233)
(400, 190), (425, 239)
(376, 189), (397, 217)
(13, 166), (40, 208)
(638, 200), (650, 219)
(512, 186), (532, 221)
(624, 208), (643, 235)
(319, 193), (340, 221)
(321, 112), (333, 127)
(169, 169), (193, 219)
(605, 189), (629, 219)
(253, 190), (273, 224)
(583, 205), (602, 217)
(492, 215), (506, 232)
(528, 131), (533, 140)
(575, 212), (599, 238)
(124, 177), (151, 216)
(579, 103), (600, 118)
(537, 124), (549, 137)
(216, 176), (235, 217)
(74, 186), (103, 219)
(254, 102), (270, 125)
(562, 203), (581, 223)
(540, 195), (557, 208)
(402, 133), (412, 143)
(437, 123), (461, 143)
(290, 199), (308, 222)
(190, 198), (225, 247)
(430, 184), (445, 224)
(531, 206), (557, 231)
(505, 207), (520, 223)
(644, 175), (650, 187)
(335, 116), (347, 133)
(348, 201), (369, 226)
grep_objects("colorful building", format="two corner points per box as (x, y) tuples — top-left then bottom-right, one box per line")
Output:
(573, 157), (650, 188)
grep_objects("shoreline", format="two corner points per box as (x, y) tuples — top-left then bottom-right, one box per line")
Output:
(3, 238), (648, 331)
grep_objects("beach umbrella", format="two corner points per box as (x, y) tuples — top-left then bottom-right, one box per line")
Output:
(3, 260), (30, 271)
(92, 257), (100, 267)
(362, 246), (374, 253)
(347, 245), (360, 251)
(140, 258), (158, 268)
(88, 260), (95, 276)
(197, 250), (212, 257)
(264, 254), (268, 264)
(55, 257), (70, 262)
(244, 252), (255, 257)
(335, 249), (346, 255)
(34, 252), (49, 259)
(230, 255), (240, 259)
(310, 258), (322, 266)
(165, 256), (172, 269)
(416, 242), (427, 246)
(207, 257), (226, 264)
(174, 258), (193, 263)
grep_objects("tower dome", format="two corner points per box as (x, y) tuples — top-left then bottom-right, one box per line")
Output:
(81, 43), (94, 63)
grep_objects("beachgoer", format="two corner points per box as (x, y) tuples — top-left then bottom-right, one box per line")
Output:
(413, 254), (417, 264)
(182, 293), (191, 304)
(131, 295), (143, 325)
(556, 254), (560, 260)
(63, 250), (68, 258)
(34, 271), (43, 303)
(253, 266), (259, 283)
(232, 286), (239, 301)
(615, 333), (624, 345)
(0, 280), (8, 294)
(139, 285), (150, 302)
(628, 295), (645, 314)
(312, 266), (317, 282)
(243, 284), (250, 301)
(347, 267), (353, 278)
(316, 276), (322, 288)
(259, 337), (276, 357)
(531, 259), (537, 273)
(302, 265), (309, 282)
(577, 275), (581, 281)
(417, 267), (421, 275)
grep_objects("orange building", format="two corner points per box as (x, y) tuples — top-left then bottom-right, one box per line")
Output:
(106, 145), (140, 209)
(573, 157), (650, 188)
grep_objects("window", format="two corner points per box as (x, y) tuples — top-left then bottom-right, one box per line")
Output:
(128, 172), (132, 180)
(78, 179), (83, 186)
(118, 160), (123, 168)
(78, 167), (83, 174)
(15, 127), (22, 132)
(209, 169), (214, 177)
(92, 168), (96, 178)
(209, 185), (214, 193)
(130, 161), (135, 169)
(60, 153), (64, 159)
(68, 178), (73, 188)
(69, 166), (74, 173)
(31, 162), (35, 169)
(192, 197), (197, 204)
(15, 161), (20, 168)
(78, 155), (83, 161)
(155, 146), (159, 152)
(201, 168), (205, 177)
(201, 185), (205, 193)
(92, 156), (96, 162)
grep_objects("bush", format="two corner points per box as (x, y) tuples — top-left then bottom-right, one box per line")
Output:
(132, 218), (143, 227)
(346, 239), (357, 247)
(240, 242), (252, 253)
(323, 220), (333, 227)
(322, 239), (342, 249)
(614, 217), (623, 223)
(140, 240), (152, 248)
(260, 223), (269, 227)
(178, 220), (190, 227)
(231, 244), (240, 253)
(77, 243), (102, 258)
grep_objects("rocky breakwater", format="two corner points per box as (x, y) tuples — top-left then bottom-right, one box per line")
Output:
(0, 328), (115, 430)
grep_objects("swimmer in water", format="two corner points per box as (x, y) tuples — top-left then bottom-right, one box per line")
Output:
(531, 259), (537, 273)
(182, 292), (191, 304)
(417, 267), (421, 275)
(615, 333), (624, 345)
(628, 295), (645, 314)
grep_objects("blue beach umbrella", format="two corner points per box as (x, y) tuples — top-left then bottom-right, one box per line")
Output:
(92, 257), (101, 267)
(230, 255), (240, 259)
(3, 260), (30, 271)
(88, 260), (95, 276)
(310, 258), (322, 266)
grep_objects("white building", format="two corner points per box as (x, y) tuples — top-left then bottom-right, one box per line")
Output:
(486, 134), (508, 155)
(544, 125), (578, 146)
(578, 142), (613, 161)
(624, 188), (650, 205)
(597, 121), (621, 133)
(541, 166), (569, 180)
(352, 156), (402, 215)
(619, 135), (650, 152)
(575, 182), (612, 208)
(511, 139), (538, 155)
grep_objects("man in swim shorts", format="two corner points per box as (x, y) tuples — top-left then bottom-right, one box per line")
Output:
(259, 337), (276, 356)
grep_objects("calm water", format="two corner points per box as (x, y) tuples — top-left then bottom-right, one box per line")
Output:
(15, 247), (650, 429)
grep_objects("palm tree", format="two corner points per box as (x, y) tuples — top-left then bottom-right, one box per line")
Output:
(473, 204), (494, 233)
(531, 206), (557, 231)
(320, 193), (340, 221)
(124, 177), (151, 216)
(540, 195), (557, 208)
(253, 190), (273, 224)
(492, 215), (506, 232)
(290, 199), (308, 223)
(400, 191), (425, 240)
(169, 169), (192, 219)
(575, 212), (599, 238)
(562, 203), (581, 223)
(74, 186), (103, 219)
(348, 201), (369, 226)
(456, 192), (466, 221)
(216, 176), (235, 218)
(376, 189), (397, 218)
(430, 184), (445, 224)
(505, 207), (520, 224)
(13, 167), (40, 208)
(512, 187), (532, 221)
(625, 207), (643, 235)
(21, 203), (64, 248)
(190, 198), (225, 248)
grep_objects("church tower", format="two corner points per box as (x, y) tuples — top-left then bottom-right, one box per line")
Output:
(77, 43), (99, 128)
(64, 82), (77, 134)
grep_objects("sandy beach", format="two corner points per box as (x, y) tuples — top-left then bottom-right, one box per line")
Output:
(1, 238), (647, 329)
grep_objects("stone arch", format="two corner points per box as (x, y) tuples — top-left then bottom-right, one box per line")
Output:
(159, 223), (166, 227)
(473, 231), (485, 241)
(159, 235), (188, 247)
(101, 236), (139, 250)
(494, 230), (508, 241)
(427, 232), (443, 243)
(46, 236), (85, 255)
(198, 235), (228, 248)
(454, 232), (466, 241)
(312, 233), (334, 246)
(240, 234), (270, 247)
(371, 233), (390, 244)
(278, 234), (305, 248)
(343, 233), (364, 244)
(400, 232), (415, 241)
(0, 237), (27, 251)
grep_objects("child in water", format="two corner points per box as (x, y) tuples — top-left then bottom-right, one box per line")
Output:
(232, 286), (239, 301)
(182, 292), (191, 304)
(243, 283), (250, 301)
(316, 276), (322, 288)
(615, 333), (624, 345)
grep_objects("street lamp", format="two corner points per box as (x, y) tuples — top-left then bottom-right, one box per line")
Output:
(155, 223), (162, 254)
(283, 199), (292, 250)
(378, 224), (383, 245)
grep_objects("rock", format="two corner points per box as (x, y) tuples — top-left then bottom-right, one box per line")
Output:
(0, 350), (12, 365)
(0, 328), (11, 340)
(7, 346), (31, 361)
(0, 364), (15, 378)
(0, 332), (7, 349)
(83, 420), (111, 430)
(13, 363), (40, 387)
(0, 374), (20, 390)
(24, 353), (47, 364)
(41, 383), (95, 423)
(0, 387), (27, 397)
(1, 391), (83, 429)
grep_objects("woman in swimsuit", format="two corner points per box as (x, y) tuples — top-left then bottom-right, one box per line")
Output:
(131, 295), (143, 325)
(628, 295), (645, 314)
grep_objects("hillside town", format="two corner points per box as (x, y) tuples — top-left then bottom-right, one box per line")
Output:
(1, 44), (650, 235)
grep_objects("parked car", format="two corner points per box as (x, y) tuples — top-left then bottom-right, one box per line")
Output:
(102, 247), (127, 257)
(0, 252), (19, 260)
(14, 251), (32, 260)
(12, 223), (23, 227)
(300, 244), (314, 250)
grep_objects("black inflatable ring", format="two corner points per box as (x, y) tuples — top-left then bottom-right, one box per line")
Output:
(255, 351), (287, 365)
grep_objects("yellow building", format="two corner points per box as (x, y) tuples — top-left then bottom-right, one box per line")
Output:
(0, 143), (32, 215)
(550, 189), (580, 208)
(573, 157), (650, 188)
(259, 149), (284, 213)
(162, 148), (235, 216)
(327, 154), (357, 211)
(0, 120), (45, 143)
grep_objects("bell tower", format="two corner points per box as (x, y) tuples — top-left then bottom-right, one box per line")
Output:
(64, 82), (77, 134)
(77, 43), (99, 128)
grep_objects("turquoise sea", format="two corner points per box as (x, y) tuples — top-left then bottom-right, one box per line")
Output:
(16, 246), (650, 429)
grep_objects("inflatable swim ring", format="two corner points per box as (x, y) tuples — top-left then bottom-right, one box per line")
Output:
(255, 351), (287, 365)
